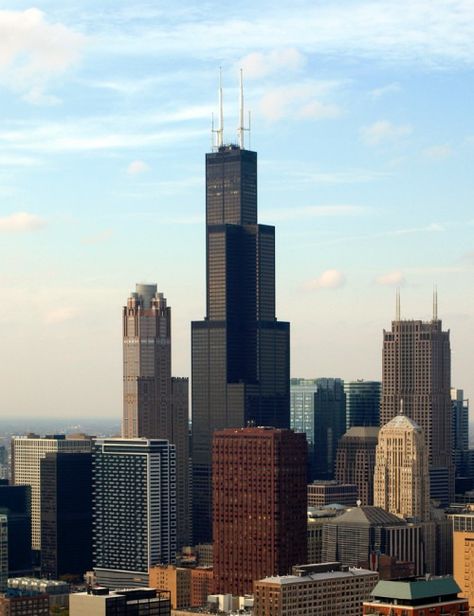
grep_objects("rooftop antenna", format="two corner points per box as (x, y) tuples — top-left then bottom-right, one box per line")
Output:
(396, 288), (401, 321)
(400, 398), (404, 415)
(212, 67), (224, 150)
(237, 68), (250, 149)
(433, 285), (438, 321)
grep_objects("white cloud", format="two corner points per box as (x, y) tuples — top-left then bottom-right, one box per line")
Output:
(304, 269), (346, 291)
(239, 48), (306, 79)
(376, 270), (406, 286)
(127, 160), (150, 175)
(93, 2), (474, 69)
(259, 81), (342, 122)
(0, 8), (86, 102)
(0, 212), (46, 232)
(361, 121), (413, 146)
(44, 306), (79, 325)
(423, 144), (453, 160)
(370, 83), (401, 98)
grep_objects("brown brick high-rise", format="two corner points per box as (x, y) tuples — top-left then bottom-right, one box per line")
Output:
(212, 427), (307, 596)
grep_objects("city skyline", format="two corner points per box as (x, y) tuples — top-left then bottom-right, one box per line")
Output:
(1, 1), (473, 418)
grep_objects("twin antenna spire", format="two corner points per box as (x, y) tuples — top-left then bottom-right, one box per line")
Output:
(212, 68), (250, 151)
(394, 286), (439, 321)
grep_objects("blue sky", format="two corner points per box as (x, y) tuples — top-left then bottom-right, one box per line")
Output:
(0, 0), (473, 418)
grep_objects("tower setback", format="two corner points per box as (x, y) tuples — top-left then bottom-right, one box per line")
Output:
(192, 144), (290, 542)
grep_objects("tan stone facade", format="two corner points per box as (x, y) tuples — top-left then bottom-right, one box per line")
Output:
(149, 565), (191, 609)
(452, 508), (474, 611)
(374, 413), (430, 523)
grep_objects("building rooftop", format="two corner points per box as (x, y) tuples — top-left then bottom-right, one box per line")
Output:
(258, 567), (377, 585)
(371, 577), (461, 601)
(342, 427), (380, 439)
(326, 506), (405, 527)
(381, 414), (422, 432)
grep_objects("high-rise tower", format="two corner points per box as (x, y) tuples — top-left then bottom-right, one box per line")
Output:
(123, 285), (190, 546)
(191, 78), (290, 542)
(212, 427), (307, 596)
(381, 295), (454, 505)
(374, 410), (431, 522)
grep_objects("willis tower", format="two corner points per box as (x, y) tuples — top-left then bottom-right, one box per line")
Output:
(191, 73), (290, 542)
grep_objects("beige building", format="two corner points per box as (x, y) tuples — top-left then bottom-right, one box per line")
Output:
(11, 433), (92, 550)
(254, 562), (378, 616)
(122, 284), (190, 547)
(452, 507), (474, 610)
(149, 565), (191, 609)
(374, 411), (430, 523)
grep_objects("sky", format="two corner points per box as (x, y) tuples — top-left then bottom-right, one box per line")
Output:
(0, 0), (473, 419)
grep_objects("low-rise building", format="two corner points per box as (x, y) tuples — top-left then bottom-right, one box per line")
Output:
(254, 562), (378, 615)
(70, 587), (171, 616)
(308, 481), (358, 507)
(190, 567), (213, 607)
(362, 577), (469, 615)
(0, 590), (49, 616)
(149, 565), (191, 609)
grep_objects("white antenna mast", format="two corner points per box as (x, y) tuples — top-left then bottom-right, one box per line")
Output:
(218, 67), (224, 148)
(237, 68), (250, 149)
(396, 288), (401, 321)
(212, 67), (224, 150)
(433, 285), (438, 321)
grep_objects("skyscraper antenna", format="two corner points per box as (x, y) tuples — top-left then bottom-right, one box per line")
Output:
(212, 68), (224, 150)
(218, 67), (224, 148)
(237, 68), (250, 149)
(400, 397), (404, 415)
(396, 288), (401, 321)
(433, 285), (438, 321)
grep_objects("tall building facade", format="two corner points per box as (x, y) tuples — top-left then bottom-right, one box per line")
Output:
(452, 507), (474, 611)
(0, 483), (31, 577)
(290, 378), (346, 480)
(11, 434), (92, 550)
(192, 144), (290, 542)
(123, 285), (190, 547)
(40, 452), (92, 579)
(212, 427), (307, 595)
(92, 438), (176, 588)
(335, 427), (379, 506)
(381, 308), (454, 504)
(344, 380), (381, 429)
(451, 388), (469, 477)
(374, 413), (430, 522)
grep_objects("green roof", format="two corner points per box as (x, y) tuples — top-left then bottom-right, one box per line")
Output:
(372, 577), (461, 601)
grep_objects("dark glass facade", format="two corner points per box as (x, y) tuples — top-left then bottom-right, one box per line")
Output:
(40, 452), (92, 579)
(344, 380), (381, 428)
(192, 146), (290, 542)
(0, 483), (32, 576)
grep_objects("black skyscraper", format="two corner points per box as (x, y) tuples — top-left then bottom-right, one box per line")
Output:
(40, 452), (92, 580)
(192, 145), (290, 542)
